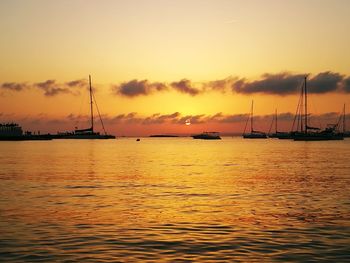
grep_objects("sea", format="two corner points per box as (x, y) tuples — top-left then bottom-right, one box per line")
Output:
(0, 137), (349, 262)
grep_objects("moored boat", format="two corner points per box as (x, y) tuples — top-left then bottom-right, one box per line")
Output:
(55, 75), (115, 139)
(338, 104), (350, 138)
(292, 76), (343, 141)
(243, 100), (267, 139)
(243, 131), (267, 139)
(272, 131), (292, 139)
(192, 132), (221, 140)
(268, 109), (291, 139)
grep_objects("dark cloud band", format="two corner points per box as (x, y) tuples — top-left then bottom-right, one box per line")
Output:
(111, 79), (168, 97)
(2, 72), (350, 97)
(232, 72), (345, 95)
(1, 79), (88, 97)
(112, 72), (350, 97)
(170, 79), (201, 96)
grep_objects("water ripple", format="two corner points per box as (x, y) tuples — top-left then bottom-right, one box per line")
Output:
(0, 138), (350, 261)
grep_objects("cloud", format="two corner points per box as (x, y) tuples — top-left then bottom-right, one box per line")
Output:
(35, 79), (88, 96)
(232, 73), (305, 95)
(170, 79), (201, 96)
(112, 79), (168, 97)
(0, 82), (28, 91)
(232, 72), (346, 95)
(104, 112), (262, 125)
(35, 80), (72, 96)
(5, 110), (347, 136)
(65, 79), (88, 88)
(35, 80), (56, 89)
(0, 78), (88, 97)
(204, 77), (235, 92)
(2, 72), (350, 98)
(275, 112), (295, 121)
(112, 78), (232, 98)
(113, 78), (209, 97)
(96, 111), (345, 129)
(111, 112), (144, 124)
(343, 76), (350, 93)
(175, 114), (206, 124)
(308, 71), (343, 93)
(142, 112), (181, 124)
(209, 113), (250, 123)
(318, 112), (339, 119)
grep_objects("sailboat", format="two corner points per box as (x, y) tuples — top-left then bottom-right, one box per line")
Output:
(338, 104), (350, 138)
(243, 100), (267, 139)
(56, 75), (115, 139)
(293, 76), (343, 141)
(268, 109), (290, 139)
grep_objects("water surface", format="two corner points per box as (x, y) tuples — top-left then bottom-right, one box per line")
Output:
(1, 138), (349, 262)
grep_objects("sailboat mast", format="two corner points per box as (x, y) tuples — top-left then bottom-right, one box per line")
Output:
(275, 109), (278, 133)
(344, 104), (346, 133)
(300, 84), (304, 133)
(251, 100), (254, 133)
(304, 76), (308, 134)
(89, 75), (94, 131)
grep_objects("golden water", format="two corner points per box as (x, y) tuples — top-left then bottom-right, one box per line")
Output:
(1, 138), (349, 261)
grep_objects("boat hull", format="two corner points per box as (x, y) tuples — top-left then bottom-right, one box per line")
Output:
(277, 136), (293, 140)
(56, 134), (116, 139)
(293, 134), (344, 141)
(342, 133), (350, 138)
(269, 132), (292, 139)
(243, 133), (267, 139)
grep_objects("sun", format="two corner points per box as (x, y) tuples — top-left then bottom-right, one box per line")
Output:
(185, 119), (191, 126)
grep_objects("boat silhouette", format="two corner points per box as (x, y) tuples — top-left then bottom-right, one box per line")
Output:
(243, 100), (267, 139)
(338, 104), (350, 138)
(55, 75), (115, 139)
(268, 109), (290, 139)
(292, 76), (343, 141)
(192, 132), (221, 140)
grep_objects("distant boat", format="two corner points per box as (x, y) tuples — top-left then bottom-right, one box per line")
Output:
(56, 75), (115, 139)
(243, 100), (267, 139)
(192, 132), (221, 140)
(268, 109), (291, 139)
(292, 76), (343, 141)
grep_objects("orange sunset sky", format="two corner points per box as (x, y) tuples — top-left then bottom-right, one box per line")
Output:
(1, 0), (350, 136)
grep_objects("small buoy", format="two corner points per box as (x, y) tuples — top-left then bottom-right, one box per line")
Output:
(136, 138), (140, 141)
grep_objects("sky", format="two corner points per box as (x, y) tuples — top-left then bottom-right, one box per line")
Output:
(1, 0), (350, 135)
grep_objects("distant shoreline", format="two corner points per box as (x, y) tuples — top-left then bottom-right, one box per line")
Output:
(149, 135), (179, 138)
